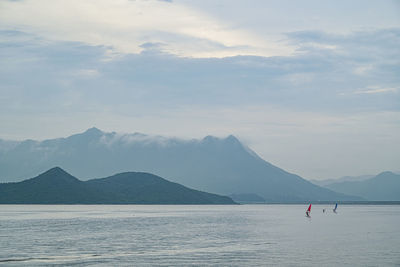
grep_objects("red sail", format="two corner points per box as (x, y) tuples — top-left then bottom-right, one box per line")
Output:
(307, 204), (312, 212)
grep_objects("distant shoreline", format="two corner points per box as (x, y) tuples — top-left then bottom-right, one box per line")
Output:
(0, 201), (399, 205)
(234, 201), (400, 205)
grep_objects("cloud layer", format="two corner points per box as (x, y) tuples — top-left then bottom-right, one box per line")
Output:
(0, 0), (292, 58)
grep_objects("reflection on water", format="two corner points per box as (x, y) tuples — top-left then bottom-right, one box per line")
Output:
(0, 205), (399, 266)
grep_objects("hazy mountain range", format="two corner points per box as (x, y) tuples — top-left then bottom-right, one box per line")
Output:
(0, 167), (235, 204)
(323, 172), (400, 201)
(311, 175), (375, 187)
(0, 128), (361, 202)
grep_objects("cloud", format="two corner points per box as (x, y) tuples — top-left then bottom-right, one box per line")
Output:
(1, 11), (399, 179)
(0, 0), (292, 58)
(1, 28), (399, 116)
(75, 69), (100, 78)
(354, 87), (398, 95)
(353, 64), (374, 75)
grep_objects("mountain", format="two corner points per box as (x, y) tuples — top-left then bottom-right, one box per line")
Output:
(311, 175), (374, 187)
(229, 193), (266, 204)
(325, 172), (400, 201)
(0, 128), (360, 202)
(0, 167), (235, 204)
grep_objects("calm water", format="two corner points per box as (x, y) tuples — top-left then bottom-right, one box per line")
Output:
(0, 205), (399, 266)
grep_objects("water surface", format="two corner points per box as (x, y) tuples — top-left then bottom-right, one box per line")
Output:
(0, 205), (399, 266)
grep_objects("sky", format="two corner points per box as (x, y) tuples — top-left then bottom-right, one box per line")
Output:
(0, 0), (399, 180)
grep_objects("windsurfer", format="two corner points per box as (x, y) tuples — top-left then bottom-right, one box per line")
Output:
(306, 204), (311, 217)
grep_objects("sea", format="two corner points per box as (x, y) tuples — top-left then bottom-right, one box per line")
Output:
(0, 205), (399, 266)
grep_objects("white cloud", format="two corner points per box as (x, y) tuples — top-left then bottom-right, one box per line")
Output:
(75, 69), (99, 78)
(354, 86), (398, 94)
(353, 64), (373, 75)
(0, 0), (293, 58)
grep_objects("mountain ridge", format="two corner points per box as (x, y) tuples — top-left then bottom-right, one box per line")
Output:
(325, 171), (400, 201)
(310, 174), (375, 187)
(0, 128), (361, 202)
(0, 167), (236, 204)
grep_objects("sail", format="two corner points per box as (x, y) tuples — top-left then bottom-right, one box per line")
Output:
(305, 204), (312, 217)
(333, 203), (338, 212)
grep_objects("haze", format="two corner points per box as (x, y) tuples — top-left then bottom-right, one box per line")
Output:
(0, 0), (399, 179)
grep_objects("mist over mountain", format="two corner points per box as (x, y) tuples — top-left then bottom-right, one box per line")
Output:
(0, 128), (360, 202)
(325, 172), (400, 201)
(0, 167), (235, 204)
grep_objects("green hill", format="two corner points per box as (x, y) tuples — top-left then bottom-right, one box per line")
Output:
(0, 167), (235, 204)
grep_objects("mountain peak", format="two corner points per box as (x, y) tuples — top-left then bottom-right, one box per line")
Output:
(84, 127), (103, 135)
(33, 167), (79, 183)
(45, 166), (68, 175)
(224, 135), (240, 144)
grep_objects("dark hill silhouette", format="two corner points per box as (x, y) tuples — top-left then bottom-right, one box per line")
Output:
(0, 167), (235, 204)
